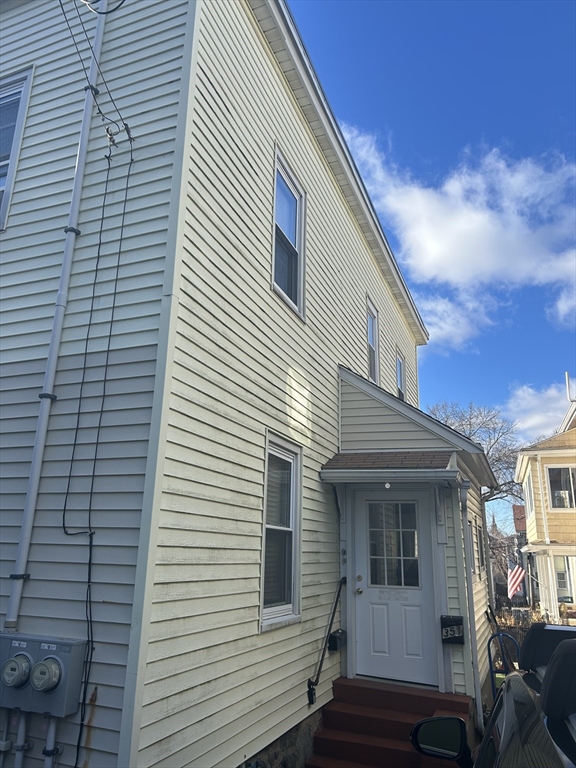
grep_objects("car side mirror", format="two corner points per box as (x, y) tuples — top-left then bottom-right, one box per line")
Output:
(410, 716), (473, 768)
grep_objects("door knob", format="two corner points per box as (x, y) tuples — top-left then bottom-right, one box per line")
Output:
(356, 588), (363, 594)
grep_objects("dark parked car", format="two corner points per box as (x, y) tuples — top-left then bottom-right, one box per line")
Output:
(410, 635), (576, 768)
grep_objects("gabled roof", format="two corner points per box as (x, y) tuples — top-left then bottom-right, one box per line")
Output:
(321, 368), (498, 489)
(247, 0), (428, 346)
(322, 451), (454, 471)
(559, 401), (576, 434)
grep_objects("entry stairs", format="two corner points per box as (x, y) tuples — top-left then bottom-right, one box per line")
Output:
(307, 677), (473, 768)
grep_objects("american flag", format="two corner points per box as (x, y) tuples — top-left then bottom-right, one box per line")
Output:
(507, 561), (526, 600)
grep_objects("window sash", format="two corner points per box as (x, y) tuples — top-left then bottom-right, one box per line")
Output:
(273, 160), (303, 311)
(548, 467), (576, 509)
(396, 354), (405, 400)
(262, 442), (300, 621)
(0, 69), (32, 228)
(367, 304), (378, 382)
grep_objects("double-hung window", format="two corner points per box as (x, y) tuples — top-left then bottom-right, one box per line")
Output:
(396, 352), (406, 401)
(273, 157), (304, 313)
(0, 69), (32, 230)
(547, 466), (576, 509)
(367, 300), (379, 383)
(262, 436), (301, 626)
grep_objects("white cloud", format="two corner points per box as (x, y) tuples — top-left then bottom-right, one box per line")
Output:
(504, 382), (572, 443)
(342, 124), (576, 349)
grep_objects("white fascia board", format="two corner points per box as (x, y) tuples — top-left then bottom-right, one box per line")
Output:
(522, 544), (576, 556)
(249, 0), (428, 345)
(339, 367), (485, 454)
(559, 401), (576, 433)
(319, 468), (462, 485)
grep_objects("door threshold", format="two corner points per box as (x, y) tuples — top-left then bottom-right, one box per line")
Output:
(354, 674), (439, 691)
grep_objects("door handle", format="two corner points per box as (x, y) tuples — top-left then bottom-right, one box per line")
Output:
(356, 588), (363, 594)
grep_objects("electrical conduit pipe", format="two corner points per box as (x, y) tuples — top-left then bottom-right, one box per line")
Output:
(3, 0), (109, 630)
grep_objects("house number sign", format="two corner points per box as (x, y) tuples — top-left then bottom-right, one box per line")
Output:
(440, 615), (465, 644)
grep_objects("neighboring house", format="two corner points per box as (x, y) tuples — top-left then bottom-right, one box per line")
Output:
(515, 402), (576, 622)
(0, 1), (497, 766)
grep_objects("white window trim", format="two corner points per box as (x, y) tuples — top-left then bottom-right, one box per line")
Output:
(396, 350), (406, 401)
(367, 299), (379, 384)
(477, 521), (486, 575)
(0, 67), (33, 231)
(467, 520), (476, 574)
(261, 432), (302, 631)
(546, 465), (576, 511)
(271, 150), (306, 319)
(524, 472), (535, 519)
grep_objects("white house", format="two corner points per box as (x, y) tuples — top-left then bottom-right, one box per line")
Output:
(0, 1), (497, 766)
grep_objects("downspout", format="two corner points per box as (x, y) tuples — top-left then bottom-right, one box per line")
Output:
(3, 1), (108, 630)
(460, 481), (484, 734)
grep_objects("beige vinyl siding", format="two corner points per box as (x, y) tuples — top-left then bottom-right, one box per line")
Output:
(137, 0), (418, 765)
(340, 380), (456, 452)
(0, 0), (188, 764)
(466, 482), (491, 687)
(539, 454), (576, 543)
(444, 487), (467, 694)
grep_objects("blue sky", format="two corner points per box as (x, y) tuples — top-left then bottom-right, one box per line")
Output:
(289, 0), (576, 449)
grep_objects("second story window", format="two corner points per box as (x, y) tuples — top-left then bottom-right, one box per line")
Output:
(367, 301), (379, 383)
(548, 466), (575, 509)
(273, 157), (304, 313)
(1, 69), (32, 230)
(396, 353), (406, 401)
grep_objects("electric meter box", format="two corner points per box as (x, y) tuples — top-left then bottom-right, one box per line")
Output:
(0, 632), (86, 717)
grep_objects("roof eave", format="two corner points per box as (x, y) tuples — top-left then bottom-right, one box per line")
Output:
(247, 0), (428, 345)
(319, 468), (462, 485)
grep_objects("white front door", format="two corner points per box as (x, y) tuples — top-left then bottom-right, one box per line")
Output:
(354, 489), (438, 686)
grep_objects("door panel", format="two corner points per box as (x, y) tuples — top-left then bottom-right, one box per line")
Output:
(355, 489), (438, 686)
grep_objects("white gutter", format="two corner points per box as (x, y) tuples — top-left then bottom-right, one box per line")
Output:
(3, 1), (108, 629)
(460, 481), (484, 735)
(319, 469), (461, 485)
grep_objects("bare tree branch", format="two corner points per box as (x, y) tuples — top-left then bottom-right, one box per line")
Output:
(426, 401), (524, 502)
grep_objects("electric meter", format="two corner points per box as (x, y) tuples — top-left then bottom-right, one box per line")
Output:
(1, 655), (31, 688)
(30, 658), (61, 692)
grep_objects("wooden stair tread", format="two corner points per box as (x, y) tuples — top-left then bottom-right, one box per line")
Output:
(325, 699), (422, 723)
(334, 677), (471, 713)
(315, 728), (415, 751)
(306, 755), (381, 768)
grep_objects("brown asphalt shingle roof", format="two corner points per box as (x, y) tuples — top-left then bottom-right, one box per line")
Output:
(322, 451), (453, 471)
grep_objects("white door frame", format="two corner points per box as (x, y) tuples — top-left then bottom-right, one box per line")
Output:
(339, 482), (448, 691)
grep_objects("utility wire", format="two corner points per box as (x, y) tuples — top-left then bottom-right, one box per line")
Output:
(79, 0), (128, 14)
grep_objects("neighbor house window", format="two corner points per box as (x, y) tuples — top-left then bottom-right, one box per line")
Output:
(557, 571), (568, 591)
(547, 466), (576, 509)
(367, 301), (379, 382)
(262, 436), (301, 625)
(273, 156), (304, 313)
(396, 352), (406, 401)
(0, 69), (32, 229)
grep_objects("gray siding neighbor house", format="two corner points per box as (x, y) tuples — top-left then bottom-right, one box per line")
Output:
(0, 1), (497, 766)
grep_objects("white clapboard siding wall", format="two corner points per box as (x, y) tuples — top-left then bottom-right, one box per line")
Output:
(0, 0), (188, 765)
(467, 481), (491, 686)
(444, 488), (469, 694)
(137, 0), (420, 766)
